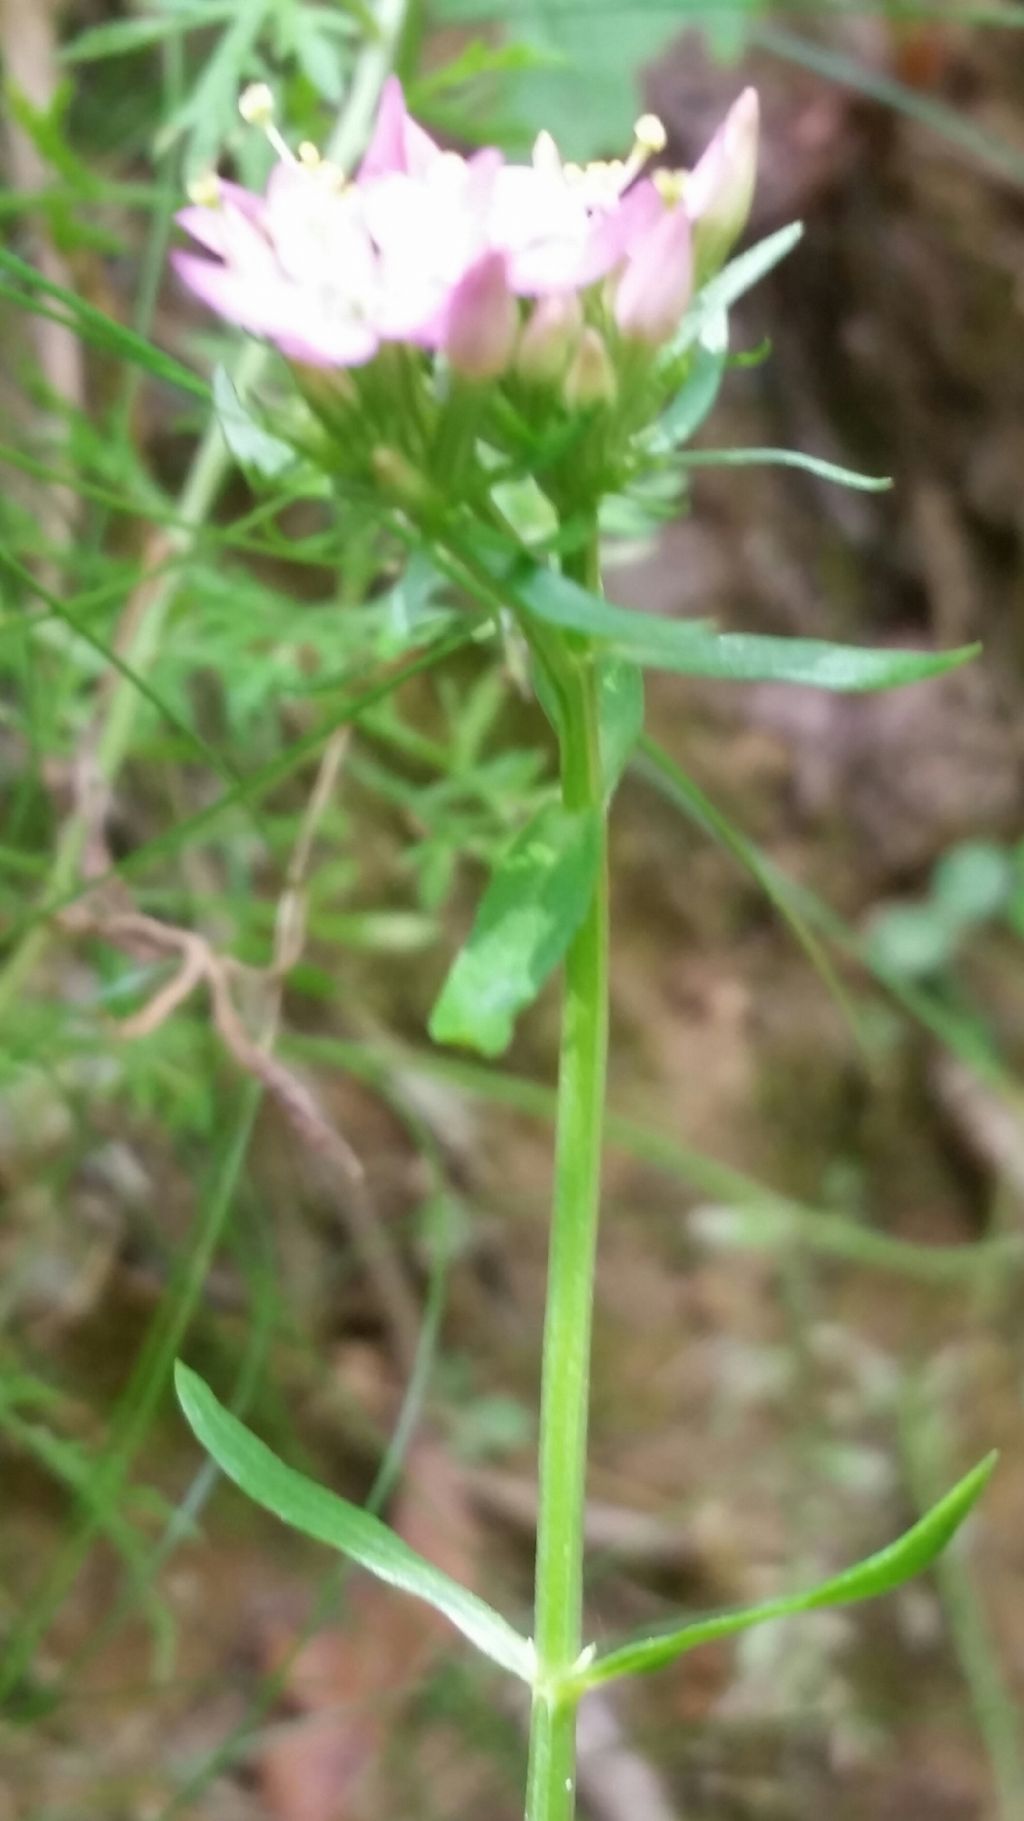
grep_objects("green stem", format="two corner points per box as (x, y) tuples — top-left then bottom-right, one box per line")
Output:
(527, 531), (609, 1821)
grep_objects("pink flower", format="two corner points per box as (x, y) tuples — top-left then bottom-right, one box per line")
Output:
(173, 82), (757, 374)
(174, 164), (381, 366)
(359, 148), (503, 346)
(486, 152), (661, 297)
(174, 140), (501, 365)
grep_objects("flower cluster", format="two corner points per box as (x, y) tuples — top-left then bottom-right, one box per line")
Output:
(175, 79), (759, 511)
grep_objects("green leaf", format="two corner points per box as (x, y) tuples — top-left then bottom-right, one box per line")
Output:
(0, 246), (209, 399)
(433, 0), (682, 155)
(677, 446), (892, 493)
(175, 1364), (534, 1682)
(654, 309), (728, 449)
(932, 841), (1012, 927)
(867, 904), (959, 981)
(213, 367), (297, 480)
(513, 563), (979, 693)
(429, 801), (601, 1057)
(598, 657), (644, 797)
(62, 12), (222, 61)
(675, 223), (804, 358)
(572, 1453), (997, 1691)
(410, 36), (557, 103)
(292, 14), (348, 103)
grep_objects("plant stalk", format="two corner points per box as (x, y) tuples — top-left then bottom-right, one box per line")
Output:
(527, 532), (609, 1821)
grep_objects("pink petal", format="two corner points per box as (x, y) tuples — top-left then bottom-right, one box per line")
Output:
(687, 88), (759, 271)
(358, 76), (441, 180)
(266, 164), (376, 295)
(176, 204), (230, 256)
(176, 187), (270, 262)
(274, 314), (378, 367)
(591, 178), (663, 263)
(172, 251), (292, 335)
(443, 250), (517, 378)
(173, 253), (376, 366)
(614, 205), (693, 344)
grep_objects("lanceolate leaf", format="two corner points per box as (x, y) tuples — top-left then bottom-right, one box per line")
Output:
(0, 247), (209, 399)
(675, 222), (804, 357)
(512, 563), (979, 692)
(570, 1452), (997, 1693)
(677, 446), (892, 493)
(429, 801), (601, 1057)
(654, 309), (728, 449)
(175, 1364), (534, 1683)
(62, 11), (229, 61)
(597, 657), (644, 797)
(654, 227), (803, 451)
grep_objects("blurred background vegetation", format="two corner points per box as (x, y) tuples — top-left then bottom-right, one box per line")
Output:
(3, 2), (1024, 1816)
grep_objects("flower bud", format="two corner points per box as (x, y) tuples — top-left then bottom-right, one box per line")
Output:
(444, 251), (518, 380)
(613, 205), (692, 346)
(563, 326), (616, 410)
(686, 87), (759, 279)
(515, 293), (583, 386)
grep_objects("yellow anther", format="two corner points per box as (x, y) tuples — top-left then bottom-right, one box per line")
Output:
(238, 82), (275, 127)
(187, 171), (222, 208)
(297, 141), (321, 167)
(633, 112), (667, 155)
(654, 167), (686, 205)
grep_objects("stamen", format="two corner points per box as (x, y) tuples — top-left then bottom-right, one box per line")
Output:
(634, 113), (667, 155)
(532, 130), (563, 178)
(238, 82), (275, 126)
(238, 83), (295, 165)
(653, 168), (686, 206)
(298, 141), (321, 167)
(187, 171), (222, 208)
(619, 111), (668, 191)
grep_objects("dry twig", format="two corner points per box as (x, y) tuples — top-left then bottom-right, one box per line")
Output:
(60, 729), (422, 1372)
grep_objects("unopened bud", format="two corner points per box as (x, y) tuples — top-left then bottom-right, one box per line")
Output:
(515, 293), (583, 386)
(687, 87), (759, 279)
(444, 252), (518, 380)
(614, 205), (693, 345)
(564, 327), (616, 410)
